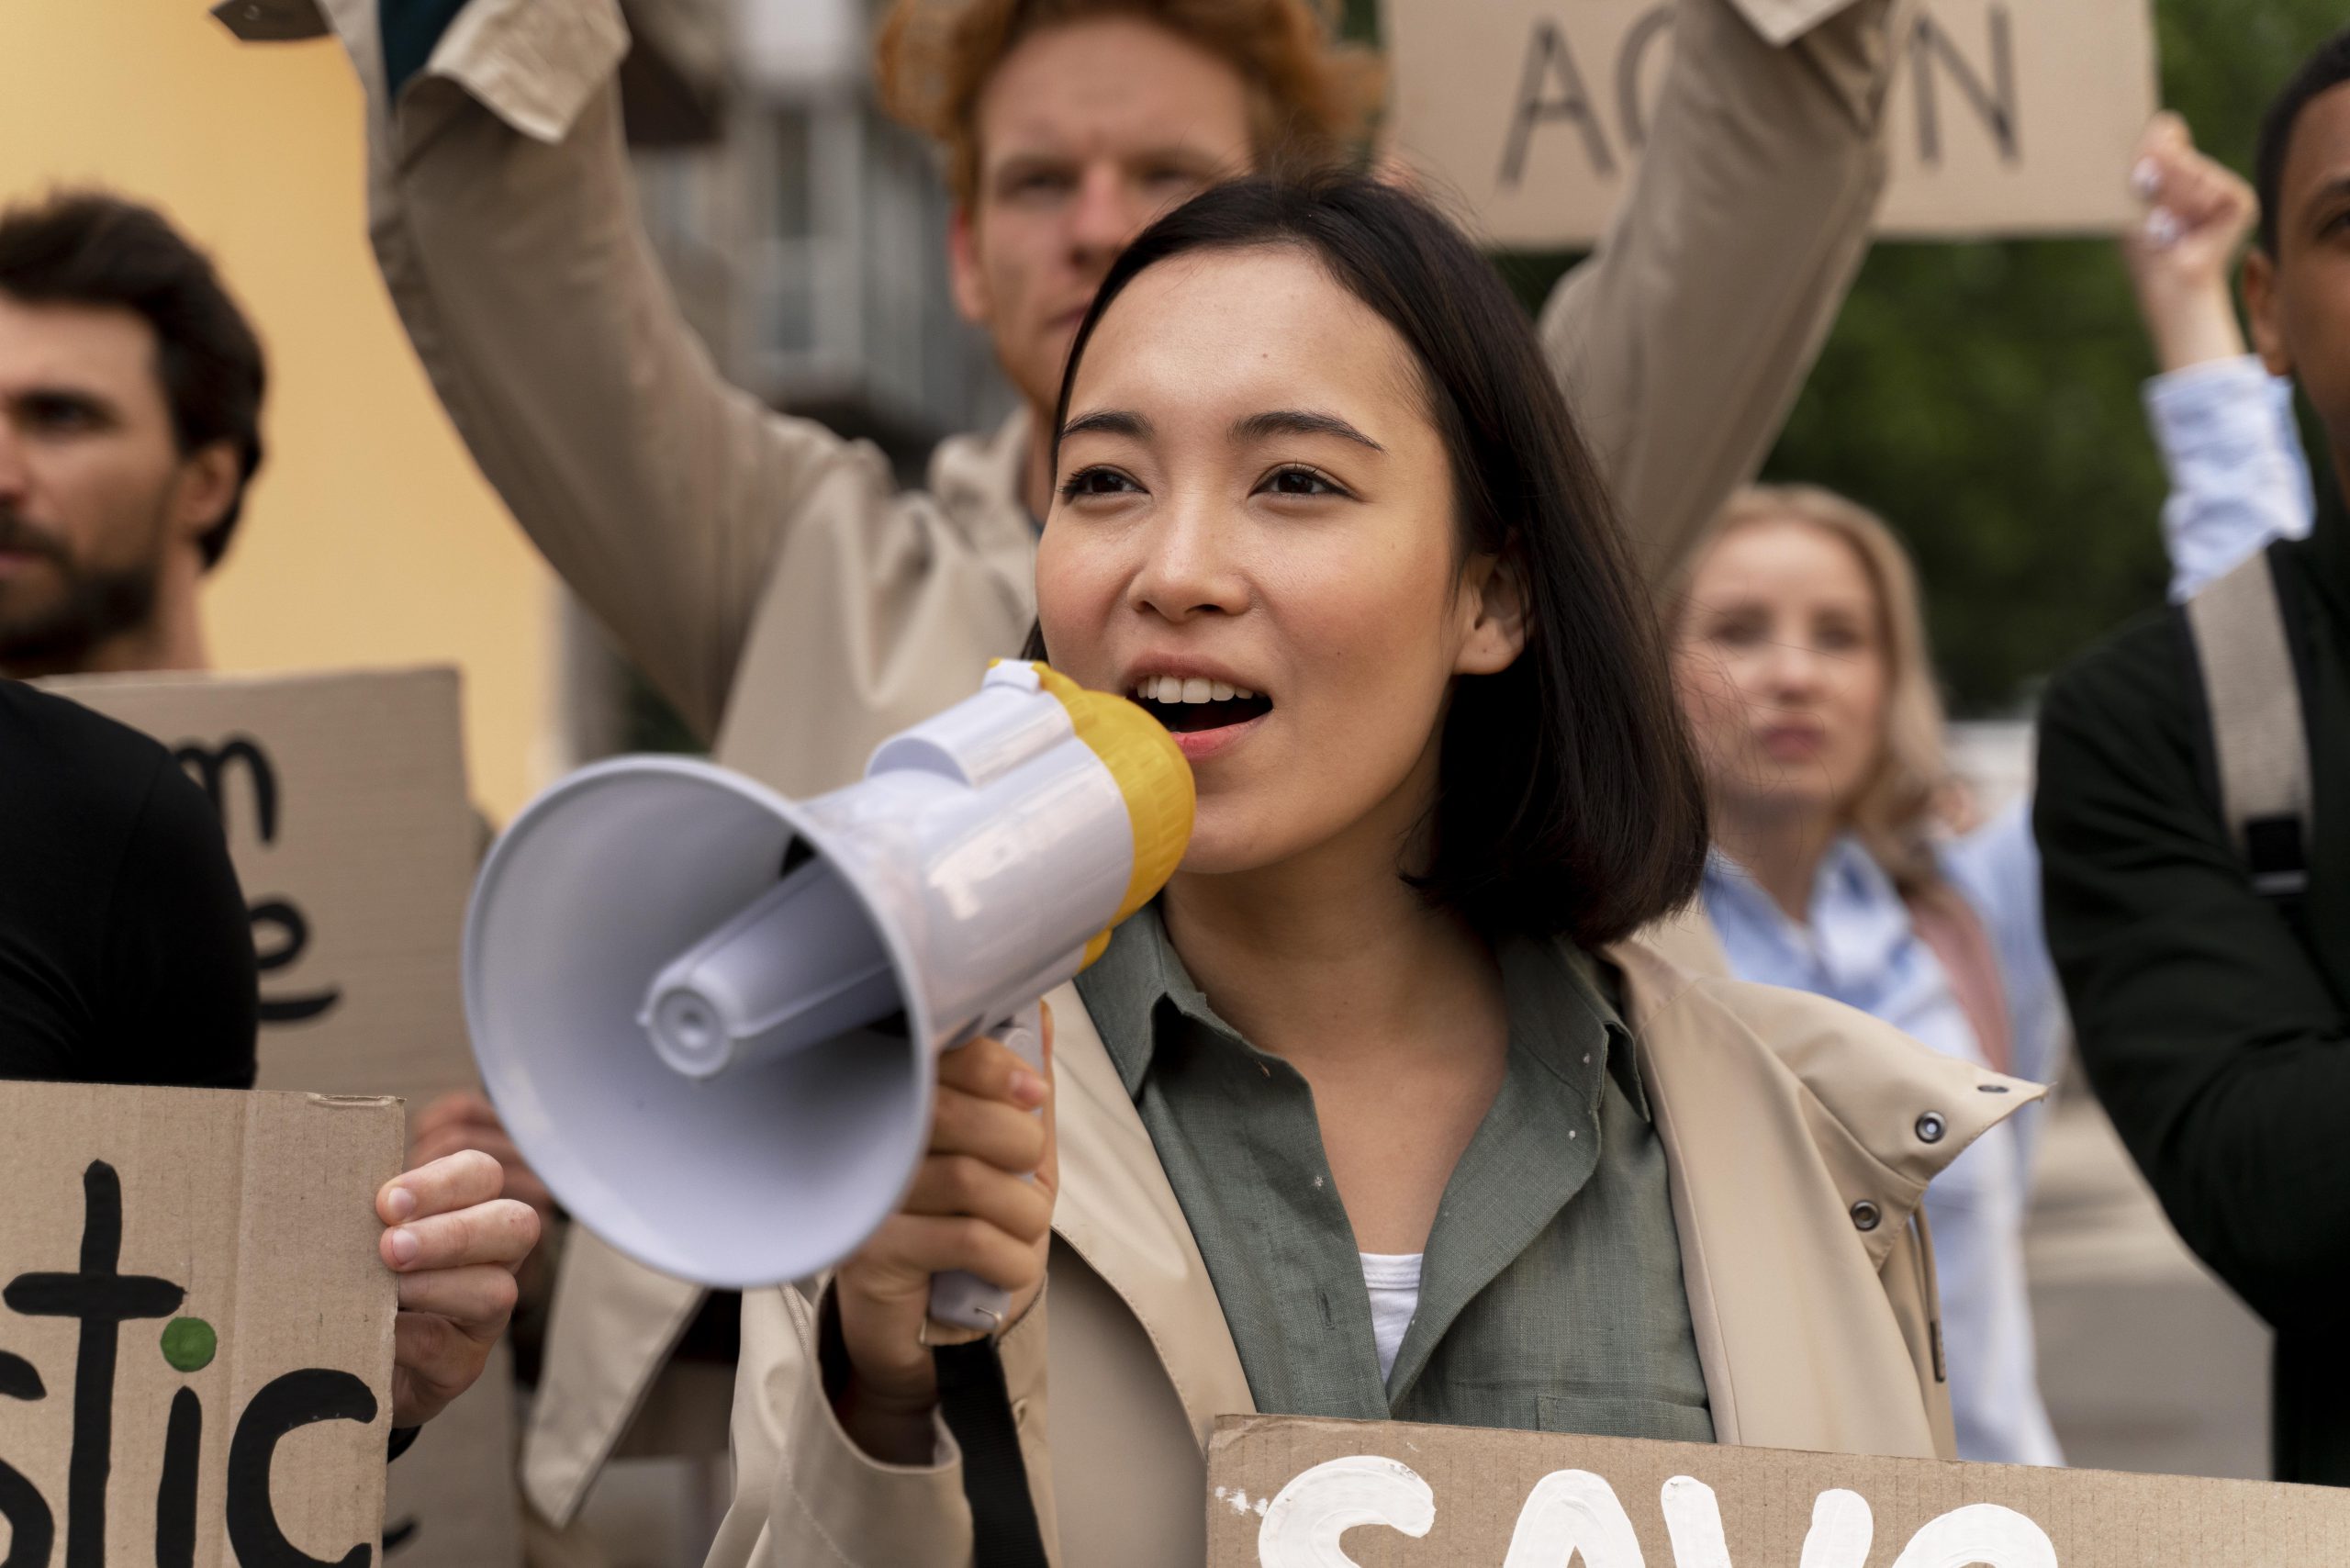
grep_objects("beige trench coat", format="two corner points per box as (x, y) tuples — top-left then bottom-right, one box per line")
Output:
(239, 0), (1919, 1537)
(700, 939), (2040, 1566)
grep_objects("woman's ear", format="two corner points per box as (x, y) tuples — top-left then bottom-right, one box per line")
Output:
(1455, 554), (1529, 676)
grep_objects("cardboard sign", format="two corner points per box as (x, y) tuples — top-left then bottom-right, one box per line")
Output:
(36, 666), (523, 1568)
(39, 668), (477, 1114)
(1384, 0), (2159, 246)
(0, 1082), (401, 1567)
(1205, 1415), (2350, 1564)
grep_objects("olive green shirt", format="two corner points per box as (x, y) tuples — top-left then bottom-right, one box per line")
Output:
(1073, 905), (1713, 1440)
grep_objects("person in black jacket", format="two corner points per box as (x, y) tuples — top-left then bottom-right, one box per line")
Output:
(0, 678), (540, 1434)
(0, 677), (256, 1086)
(2036, 28), (2350, 1487)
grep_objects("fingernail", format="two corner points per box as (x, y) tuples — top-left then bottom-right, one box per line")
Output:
(1010, 1070), (1046, 1107)
(2145, 208), (2181, 250)
(388, 1227), (420, 1266)
(385, 1186), (417, 1221)
(2132, 158), (2161, 199)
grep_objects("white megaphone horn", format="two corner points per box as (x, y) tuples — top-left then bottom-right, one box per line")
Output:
(463, 661), (1193, 1329)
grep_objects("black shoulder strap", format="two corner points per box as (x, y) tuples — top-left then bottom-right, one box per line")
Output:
(934, 1338), (1052, 1568)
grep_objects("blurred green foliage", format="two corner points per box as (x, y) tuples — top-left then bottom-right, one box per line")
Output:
(1498, 0), (2345, 714)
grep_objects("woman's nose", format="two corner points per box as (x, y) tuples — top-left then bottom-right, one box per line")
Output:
(1759, 638), (1831, 696)
(1126, 499), (1248, 622)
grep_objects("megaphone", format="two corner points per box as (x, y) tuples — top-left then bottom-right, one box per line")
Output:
(463, 661), (1193, 1328)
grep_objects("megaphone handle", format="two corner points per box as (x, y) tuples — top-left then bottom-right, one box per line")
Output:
(929, 1002), (1047, 1335)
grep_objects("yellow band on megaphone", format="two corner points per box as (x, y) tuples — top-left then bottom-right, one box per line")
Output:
(1027, 663), (1195, 948)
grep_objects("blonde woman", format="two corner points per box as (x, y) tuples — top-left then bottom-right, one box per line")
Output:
(1670, 467), (2292, 1473)
(1670, 487), (2063, 1466)
(1666, 116), (2302, 1466)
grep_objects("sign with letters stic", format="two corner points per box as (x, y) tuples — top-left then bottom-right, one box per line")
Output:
(0, 1082), (401, 1567)
(1206, 1415), (2350, 1565)
(1383, 0), (2158, 247)
(36, 667), (520, 1568)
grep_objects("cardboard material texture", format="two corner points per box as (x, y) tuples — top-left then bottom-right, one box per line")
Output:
(0, 1082), (401, 1567)
(1384, 0), (2158, 247)
(34, 666), (523, 1568)
(1206, 1415), (2350, 1564)
(39, 666), (478, 1112)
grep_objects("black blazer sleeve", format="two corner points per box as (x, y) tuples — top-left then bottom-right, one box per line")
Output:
(2035, 616), (2350, 1333)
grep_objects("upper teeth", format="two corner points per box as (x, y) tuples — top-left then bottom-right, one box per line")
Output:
(1135, 677), (1253, 703)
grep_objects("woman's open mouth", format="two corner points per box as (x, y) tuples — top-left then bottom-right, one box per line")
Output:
(1131, 676), (1274, 757)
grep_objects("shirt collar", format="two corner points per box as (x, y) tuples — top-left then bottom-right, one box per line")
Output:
(1703, 836), (1912, 979)
(1073, 902), (1647, 1123)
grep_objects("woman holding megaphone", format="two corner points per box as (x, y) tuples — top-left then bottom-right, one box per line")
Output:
(696, 175), (2039, 1568)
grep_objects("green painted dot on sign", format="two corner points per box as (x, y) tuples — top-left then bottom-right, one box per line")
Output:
(161, 1317), (216, 1373)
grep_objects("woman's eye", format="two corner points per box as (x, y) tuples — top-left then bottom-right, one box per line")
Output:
(1261, 465), (1342, 498)
(1814, 622), (1865, 654)
(1059, 466), (1139, 500)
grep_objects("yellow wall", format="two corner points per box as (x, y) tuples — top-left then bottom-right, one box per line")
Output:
(0, 2), (557, 821)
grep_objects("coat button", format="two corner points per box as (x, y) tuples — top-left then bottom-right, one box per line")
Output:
(1850, 1199), (1883, 1232)
(1916, 1112), (1947, 1144)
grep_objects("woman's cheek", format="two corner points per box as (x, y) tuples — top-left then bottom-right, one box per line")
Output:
(1672, 656), (1748, 775)
(1032, 541), (1116, 686)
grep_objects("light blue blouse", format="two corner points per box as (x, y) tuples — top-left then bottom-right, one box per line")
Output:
(1704, 810), (2062, 1464)
(1705, 354), (2307, 1465)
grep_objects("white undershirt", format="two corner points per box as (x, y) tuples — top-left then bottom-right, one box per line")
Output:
(1359, 1251), (1425, 1381)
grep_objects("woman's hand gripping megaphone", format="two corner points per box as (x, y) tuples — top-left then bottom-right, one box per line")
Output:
(831, 1004), (1059, 1465)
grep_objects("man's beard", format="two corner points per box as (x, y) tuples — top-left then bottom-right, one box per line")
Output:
(0, 506), (162, 676)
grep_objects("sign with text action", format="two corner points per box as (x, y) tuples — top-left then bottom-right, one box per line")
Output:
(1384, 0), (2158, 247)
(1206, 1415), (2350, 1565)
(38, 666), (522, 1568)
(0, 1083), (402, 1567)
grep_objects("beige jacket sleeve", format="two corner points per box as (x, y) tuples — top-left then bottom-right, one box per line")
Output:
(708, 1282), (1059, 1568)
(1543, 0), (1906, 588)
(311, 0), (1013, 745)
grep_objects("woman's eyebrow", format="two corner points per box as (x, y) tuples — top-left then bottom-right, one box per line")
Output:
(1060, 409), (1150, 442)
(1232, 409), (1385, 453)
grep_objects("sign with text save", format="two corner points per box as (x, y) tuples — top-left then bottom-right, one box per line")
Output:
(1383, 0), (2159, 247)
(0, 1083), (402, 1568)
(1206, 1416), (2350, 1565)
(34, 667), (522, 1568)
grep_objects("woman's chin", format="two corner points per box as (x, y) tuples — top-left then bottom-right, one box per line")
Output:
(1170, 816), (1285, 879)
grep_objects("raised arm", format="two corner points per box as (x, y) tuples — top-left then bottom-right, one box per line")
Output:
(2123, 114), (2314, 602)
(1541, 0), (1900, 587)
(246, 0), (1018, 746)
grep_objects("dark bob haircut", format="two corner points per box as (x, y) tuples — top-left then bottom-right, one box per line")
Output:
(2257, 26), (2350, 258)
(0, 192), (266, 570)
(1032, 173), (1708, 946)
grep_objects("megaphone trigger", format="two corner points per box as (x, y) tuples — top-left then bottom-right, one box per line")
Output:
(927, 1001), (1047, 1336)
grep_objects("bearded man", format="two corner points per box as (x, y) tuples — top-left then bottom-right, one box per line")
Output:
(0, 192), (257, 680)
